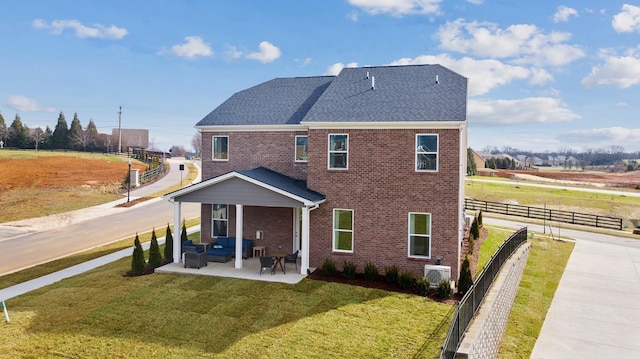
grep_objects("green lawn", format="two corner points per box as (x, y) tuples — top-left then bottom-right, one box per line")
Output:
(476, 226), (514, 275)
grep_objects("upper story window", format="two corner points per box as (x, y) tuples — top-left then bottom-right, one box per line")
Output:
(328, 134), (348, 170)
(295, 135), (308, 162)
(416, 134), (438, 172)
(333, 208), (353, 253)
(212, 204), (228, 237)
(212, 136), (228, 161)
(408, 212), (431, 258)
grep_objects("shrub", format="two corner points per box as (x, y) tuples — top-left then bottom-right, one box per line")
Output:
(470, 216), (480, 240)
(384, 265), (399, 284)
(416, 276), (430, 296)
(181, 219), (188, 243)
(477, 210), (483, 227)
(131, 233), (146, 275)
(164, 223), (173, 262)
(458, 256), (473, 295)
(364, 261), (379, 281)
(148, 228), (162, 268)
(321, 259), (337, 277)
(398, 270), (415, 289)
(437, 279), (453, 298)
(342, 260), (357, 280)
(468, 236), (475, 255)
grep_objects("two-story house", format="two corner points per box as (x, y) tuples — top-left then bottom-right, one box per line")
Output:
(165, 64), (468, 281)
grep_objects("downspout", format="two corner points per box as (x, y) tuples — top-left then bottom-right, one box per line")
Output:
(300, 202), (320, 275)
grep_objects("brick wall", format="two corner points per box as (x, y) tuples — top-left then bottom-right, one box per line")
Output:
(306, 128), (462, 278)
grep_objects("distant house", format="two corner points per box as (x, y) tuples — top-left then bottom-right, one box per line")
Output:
(471, 149), (486, 170)
(165, 64), (468, 281)
(111, 128), (149, 152)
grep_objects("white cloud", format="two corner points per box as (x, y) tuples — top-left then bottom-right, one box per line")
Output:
(581, 47), (640, 88)
(612, 4), (640, 33)
(467, 0), (484, 4)
(553, 6), (578, 23)
(245, 41), (281, 63)
(32, 19), (127, 39)
(616, 102), (630, 107)
(348, 11), (359, 21)
(224, 44), (243, 60)
(169, 36), (213, 58)
(388, 54), (551, 96)
(557, 127), (640, 147)
(7, 95), (56, 112)
(347, 0), (441, 17)
(324, 62), (359, 76)
(468, 97), (580, 125)
(436, 19), (585, 66)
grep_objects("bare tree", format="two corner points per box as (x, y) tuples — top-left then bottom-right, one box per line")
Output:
(191, 131), (202, 157)
(30, 127), (45, 151)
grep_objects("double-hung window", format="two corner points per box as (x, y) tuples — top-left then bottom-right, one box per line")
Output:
(328, 134), (348, 169)
(333, 209), (353, 252)
(408, 212), (431, 258)
(212, 136), (228, 161)
(416, 134), (438, 171)
(212, 204), (228, 237)
(295, 135), (308, 162)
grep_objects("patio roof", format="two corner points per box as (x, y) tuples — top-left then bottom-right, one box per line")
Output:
(163, 167), (325, 208)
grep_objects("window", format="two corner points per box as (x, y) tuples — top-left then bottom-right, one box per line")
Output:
(212, 204), (228, 237)
(333, 209), (353, 252)
(328, 134), (348, 169)
(295, 135), (308, 162)
(212, 136), (228, 161)
(408, 212), (431, 258)
(416, 134), (438, 171)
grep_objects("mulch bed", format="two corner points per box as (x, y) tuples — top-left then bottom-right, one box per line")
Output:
(116, 197), (152, 207)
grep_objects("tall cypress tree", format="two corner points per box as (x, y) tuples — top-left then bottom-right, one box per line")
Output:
(131, 233), (146, 275)
(52, 112), (69, 150)
(68, 113), (84, 150)
(148, 228), (162, 268)
(164, 223), (174, 262)
(0, 111), (6, 145)
(458, 255), (473, 295)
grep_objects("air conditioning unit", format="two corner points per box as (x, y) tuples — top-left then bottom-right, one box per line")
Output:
(424, 265), (451, 287)
(464, 215), (473, 226)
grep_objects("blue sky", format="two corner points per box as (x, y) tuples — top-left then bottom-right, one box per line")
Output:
(1, 1), (639, 153)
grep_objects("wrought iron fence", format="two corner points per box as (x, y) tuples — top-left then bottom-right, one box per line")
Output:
(465, 198), (622, 230)
(440, 227), (528, 359)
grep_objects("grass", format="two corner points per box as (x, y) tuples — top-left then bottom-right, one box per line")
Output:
(0, 149), (126, 161)
(497, 237), (574, 358)
(475, 226), (514, 275)
(1, 256), (452, 358)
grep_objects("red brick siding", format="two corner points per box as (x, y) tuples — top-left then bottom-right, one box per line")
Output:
(306, 128), (461, 278)
(201, 131), (308, 180)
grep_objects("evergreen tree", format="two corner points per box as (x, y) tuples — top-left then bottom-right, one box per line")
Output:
(86, 119), (99, 151)
(8, 114), (29, 148)
(470, 216), (480, 240)
(43, 126), (53, 150)
(181, 219), (188, 242)
(477, 210), (483, 228)
(68, 113), (84, 150)
(131, 233), (146, 275)
(466, 148), (477, 176)
(52, 112), (69, 150)
(458, 255), (473, 295)
(164, 223), (173, 262)
(0, 111), (6, 145)
(148, 228), (162, 268)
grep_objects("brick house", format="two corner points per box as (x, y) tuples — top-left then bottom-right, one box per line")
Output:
(165, 64), (468, 281)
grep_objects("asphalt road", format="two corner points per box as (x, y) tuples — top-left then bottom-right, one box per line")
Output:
(0, 158), (201, 276)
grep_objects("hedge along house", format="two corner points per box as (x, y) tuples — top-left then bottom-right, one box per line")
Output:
(164, 64), (468, 280)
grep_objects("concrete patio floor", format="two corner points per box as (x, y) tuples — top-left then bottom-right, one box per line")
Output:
(155, 257), (309, 284)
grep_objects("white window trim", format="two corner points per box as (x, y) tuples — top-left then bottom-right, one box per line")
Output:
(212, 204), (228, 237)
(415, 133), (439, 172)
(407, 212), (431, 259)
(295, 135), (308, 163)
(332, 208), (354, 253)
(328, 133), (349, 170)
(212, 135), (229, 162)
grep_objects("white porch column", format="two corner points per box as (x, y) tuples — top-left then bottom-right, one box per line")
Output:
(235, 204), (243, 269)
(172, 201), (182, 264)
(300, 206), (310, 275)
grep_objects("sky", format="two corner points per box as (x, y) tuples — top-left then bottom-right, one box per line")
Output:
(1, 1), (639, 153)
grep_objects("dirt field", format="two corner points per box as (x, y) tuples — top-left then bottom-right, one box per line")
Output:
(497, 169), (640, 189)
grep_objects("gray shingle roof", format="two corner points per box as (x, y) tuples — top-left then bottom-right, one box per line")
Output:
(196, 64), (467, 126)
(237, 167), (325, 203)
(196, 76), (334, 126)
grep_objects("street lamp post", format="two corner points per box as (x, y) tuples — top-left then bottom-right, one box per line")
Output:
(127, 160), (132, 203)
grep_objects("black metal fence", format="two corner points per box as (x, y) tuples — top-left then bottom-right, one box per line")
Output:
(465, 198), (622, 230)
(440, 227), (528, 359)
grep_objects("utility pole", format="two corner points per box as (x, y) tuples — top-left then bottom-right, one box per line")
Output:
(117, 106), (122, 154)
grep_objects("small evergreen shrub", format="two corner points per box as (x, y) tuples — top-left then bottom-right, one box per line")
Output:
(458, 255), (473, 295)
(468, 236), (475, 255)
(477, 210), (483, 227)
(342, 260), (357, 280)
(384, 265), (399, 284)
(321, 259), (337, 277)
(164, 223), (173, 262)
(181, 219), (188, 243)
(148, 228), (162, 268)
(437, 279), (453, 298)
(131, 233), (146, 275)
(416, 276), (430, 296)
(398, 270), (415, 289)
(470, 216), (480, 240)
(364, 261), (379, 281)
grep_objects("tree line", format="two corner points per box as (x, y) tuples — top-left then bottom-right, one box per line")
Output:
(0, 111), (110, 152)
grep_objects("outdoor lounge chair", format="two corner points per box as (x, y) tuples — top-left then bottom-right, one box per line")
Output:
(184, 251), (207, 269)
(284, 250), (299, 271)
(259, 256), (275, 275)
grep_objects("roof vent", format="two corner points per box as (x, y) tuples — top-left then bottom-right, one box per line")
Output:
(371, 76), (375, 90)
(366, 71), (370, 79)
(435, 75), (439, 84)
